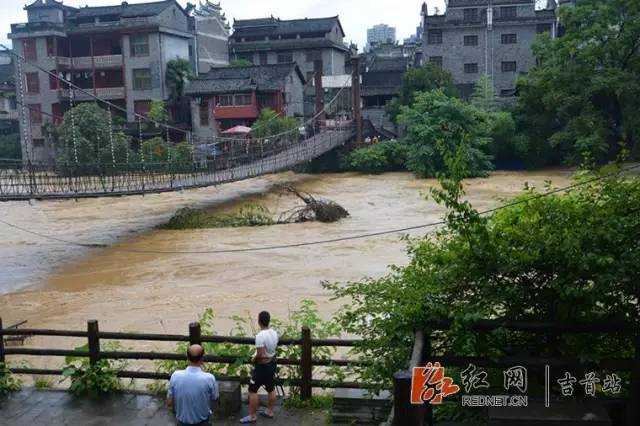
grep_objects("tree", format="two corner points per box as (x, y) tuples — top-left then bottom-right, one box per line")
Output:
(327, 166), (640, 391)
(387, 63), (458, 123)
(251, 108), (298, 139)
(0, 133), (20, 160)
(148, 100), (169, 124)
(470, 74), (497, 112)
(166, 59), (194, 102)
(229, 59), (253, 68)
(399, 90), (493, 178)
(56, 103), (132, 165)
(516, 0), (640, 166)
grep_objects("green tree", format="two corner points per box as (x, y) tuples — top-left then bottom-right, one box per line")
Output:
(251, 108), (298, 139)
(387, 63), (458, 123)
(0, 133), (21, 160)
(342, 140), (409, 174)
(470, 74), (497, 112)
(166, 59), (194, 102)
(148, 100), (169, 124)
(516, 0), (640, 166)
(399, 90), (493, 178)
(56, 103), (132, 165)
(327, 166), (640, 391)
(229, 59), (253, 68)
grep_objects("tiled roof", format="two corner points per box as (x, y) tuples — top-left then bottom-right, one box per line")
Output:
(447, 0), (534, 6)
(229, 38), (349, 53)
(368, 56), (410, 72)
(72, 0), (179, 19)
(231, 16), (344, 39)
(185, 63), (305, 95)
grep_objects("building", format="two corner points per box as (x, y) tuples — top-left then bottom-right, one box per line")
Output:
(421, 0), (558, 99)
(8, 0), (228, 163)
(228, 16), (349, 80)
(361, 55), (410, 135)
(185, 63), (306, 140)
(191, 1), (229, 73)
(366, 24), (396, 49)
(0, 53), (19, 130)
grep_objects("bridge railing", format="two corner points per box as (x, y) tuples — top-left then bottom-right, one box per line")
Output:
(0, 318), (367, 399)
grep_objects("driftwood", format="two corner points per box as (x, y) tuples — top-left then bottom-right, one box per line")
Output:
(277, 185), (350, 224)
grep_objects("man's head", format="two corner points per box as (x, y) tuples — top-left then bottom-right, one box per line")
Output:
(187, 344), (205, 366)
(258, 311), (270, 329)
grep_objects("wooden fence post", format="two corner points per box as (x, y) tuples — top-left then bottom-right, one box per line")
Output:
(0, 318), (5, 365)
(189, 322), (202, 346)
(300, 326), (313, 400)
(393, 370), (424, 426)
(87, 320), (100, 366)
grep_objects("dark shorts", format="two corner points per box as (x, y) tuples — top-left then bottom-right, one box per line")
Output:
(249, 361), (277, 393)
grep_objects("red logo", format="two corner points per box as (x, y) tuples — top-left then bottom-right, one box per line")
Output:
(411, 362), (461, 405)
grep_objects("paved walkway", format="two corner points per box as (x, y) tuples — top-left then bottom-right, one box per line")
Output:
(0, 389), (327, 426)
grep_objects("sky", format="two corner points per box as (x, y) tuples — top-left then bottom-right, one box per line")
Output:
(1, 0), (449, 49)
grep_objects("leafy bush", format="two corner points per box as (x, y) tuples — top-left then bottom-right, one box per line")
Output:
(399, 90), (494, 178)
(0, 133), (20, 160)
(0, 363), (22, 396)
(251, 108), (299, 139)
(326, 166), (640, 391)
(62, 343), (128, 398)
(342, 141), (408, 174)
(162, 204), (275, 230)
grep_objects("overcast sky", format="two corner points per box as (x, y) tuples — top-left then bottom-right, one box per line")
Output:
(1, 0), (449, 49)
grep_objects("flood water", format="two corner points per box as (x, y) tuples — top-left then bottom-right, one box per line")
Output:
(0, 170), (572, 335)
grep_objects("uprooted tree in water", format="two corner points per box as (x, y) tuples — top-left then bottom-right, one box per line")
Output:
(163, 186), (349, 230)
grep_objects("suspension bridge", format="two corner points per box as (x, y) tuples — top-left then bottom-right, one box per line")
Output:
(0, 46), (362, 201)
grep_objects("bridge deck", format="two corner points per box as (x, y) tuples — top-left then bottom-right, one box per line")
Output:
(0, 129), (353, 201)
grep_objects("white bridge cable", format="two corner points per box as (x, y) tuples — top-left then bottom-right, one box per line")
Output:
(1, 164), (638, 254)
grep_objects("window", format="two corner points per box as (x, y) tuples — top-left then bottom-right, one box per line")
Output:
(429, 56), (443, 68)
(501, 34), (517, 44)
(46, 37), (55, 57)
(536, 23), (552, 34)
(277, 52), (293, 63)
(217, 95), (233, 106)
(28, 104), (42, 124)
(234, 94), (252, 106)
(259, 52), (268, 65)
(464, 35), (478, 46)
(134, 100), (151, 116)
(26, 73), (40, 94)
(199, 101), (209, 126)
(32, 138), (44, 147)
(464, 63), (478, 74)
(49, 71), (59, 90)
(23, 39), (37, 61)
(188, 45), (194, 59)
(500, 88), (516, 97)
(427, 30), (442, 44)
(130, 34), (149, 57)
(463, 8), (479, 23)
(501, 61), (517, 72)
(501, 6), (517, 19)
(132, 68), (152, 90)
(305, 50), (321, 62)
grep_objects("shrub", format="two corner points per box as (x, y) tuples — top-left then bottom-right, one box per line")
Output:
(0, 133), (20, 160)
(0, 363), (22, 396)
(342, 141), (408, 174)
(162, 204), (275, 230)
(62, 343), (128, 398)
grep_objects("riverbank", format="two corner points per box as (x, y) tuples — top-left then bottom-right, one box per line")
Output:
(0, 170), (572, 339)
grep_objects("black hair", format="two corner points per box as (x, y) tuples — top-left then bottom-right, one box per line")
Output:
(258, 311), (271, 327)
(187, 345), (204, 363)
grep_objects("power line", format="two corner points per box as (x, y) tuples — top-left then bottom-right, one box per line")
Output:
(1, 164), (638, 254)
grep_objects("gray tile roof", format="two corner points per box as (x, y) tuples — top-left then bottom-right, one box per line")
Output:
(231, 16), (344, 40)
(72, 0), (178, 19)
(368, 56), (410, 72)
(229, 38), (349, 53)
(185, 63), (305, 95)
(447, 0), (534, 6)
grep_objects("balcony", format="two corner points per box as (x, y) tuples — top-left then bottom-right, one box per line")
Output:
(59, 87), (125, 101)
(56, 55), (123, 69)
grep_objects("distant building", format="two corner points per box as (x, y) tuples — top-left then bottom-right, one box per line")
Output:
(228, 16), (349, 80)
(0, 52), (18, 131)
(9, 0), (198, 163)
(367, 24), (396, 49)
(192, 1), (230, 73)
(421, 0), (558, 99)
(185, 63), (306, 139)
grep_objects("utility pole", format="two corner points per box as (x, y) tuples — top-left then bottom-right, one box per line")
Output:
(351, 56), (363, 143)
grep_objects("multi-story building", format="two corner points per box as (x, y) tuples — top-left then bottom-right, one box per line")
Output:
(8, 0), (228, 164)
(186, 63), (306, 140)
(366, 24), (397, 49)
(191, 1), (229, 73)
(228, 16), (349, 81)
(421, 0), (558, 98)
(0, 52), (19, 129)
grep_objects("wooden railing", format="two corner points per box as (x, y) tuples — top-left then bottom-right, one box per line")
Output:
(392, 320), (639, 426)
(0, 318), (365, 399)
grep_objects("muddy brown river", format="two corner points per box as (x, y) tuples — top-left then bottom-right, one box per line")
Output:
(0, 170), (571, 341)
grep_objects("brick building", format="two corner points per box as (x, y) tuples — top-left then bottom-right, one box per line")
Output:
(421, 0), (558, 98)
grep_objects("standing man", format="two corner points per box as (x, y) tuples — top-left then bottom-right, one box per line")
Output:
(240, 311), (279, 424)
(168, 344), (219, 426)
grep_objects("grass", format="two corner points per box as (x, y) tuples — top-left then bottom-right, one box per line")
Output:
(283, 394), (334, 410)
(162, 204), (276, 230)
(34, 377), (54, 390)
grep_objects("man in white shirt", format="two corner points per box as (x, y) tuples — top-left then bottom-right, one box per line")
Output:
(167, 344), (219, 426)
(240, 311), (279, 424)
